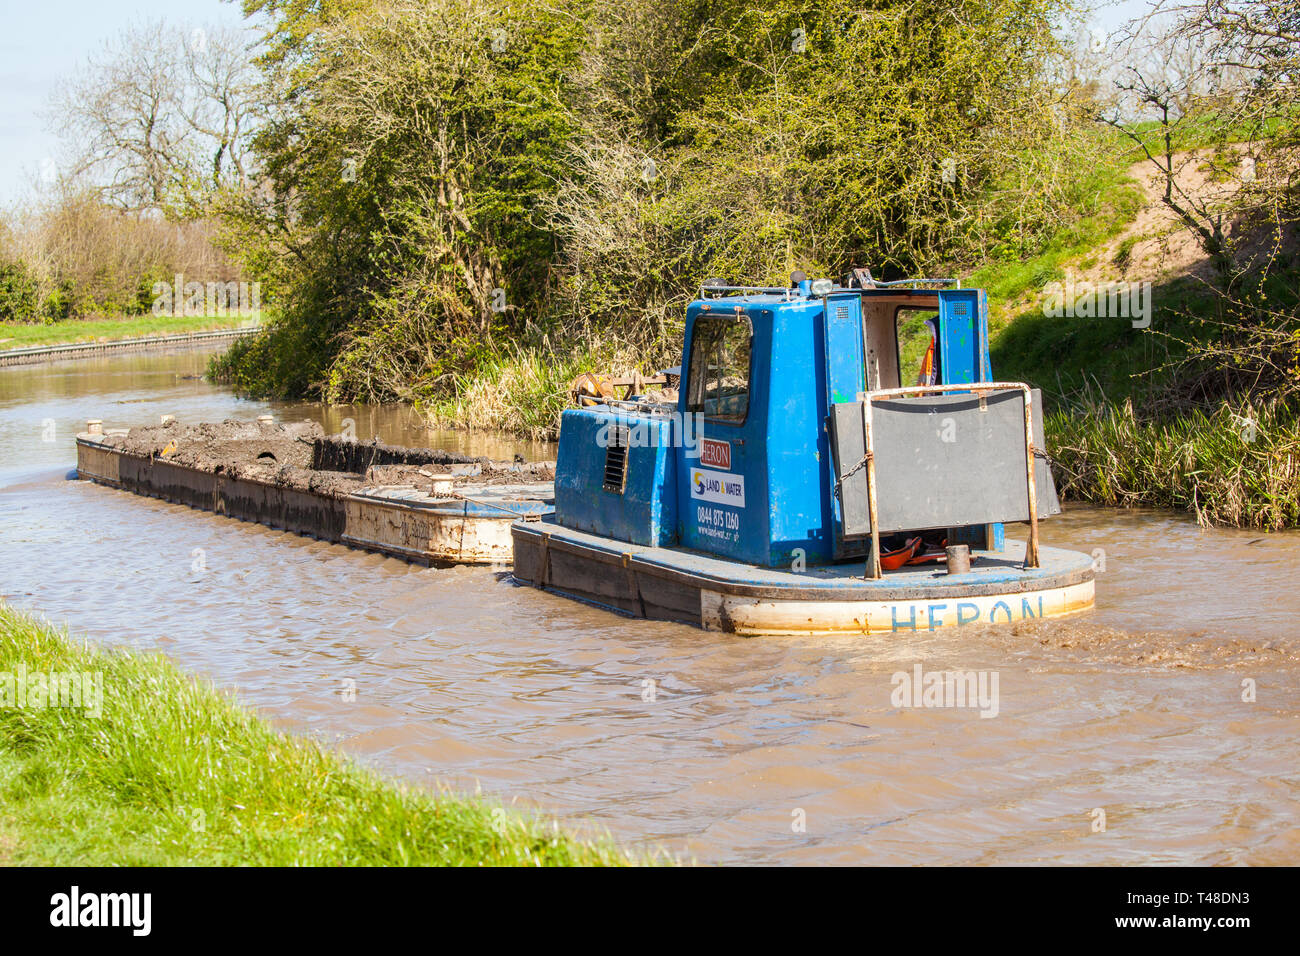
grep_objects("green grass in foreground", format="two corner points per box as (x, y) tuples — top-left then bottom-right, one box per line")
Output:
(0, 603), (635, 866)
(0, 314), (260, 350)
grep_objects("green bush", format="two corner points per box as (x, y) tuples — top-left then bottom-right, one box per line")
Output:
(1047, 398), (1300, 530)
(216, 0), (1085, 406)
(0, 260), (39, 322)
(40, 282), (74, 324)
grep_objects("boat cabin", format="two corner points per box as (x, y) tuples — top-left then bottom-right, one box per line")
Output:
(553, 275), (1057, 573)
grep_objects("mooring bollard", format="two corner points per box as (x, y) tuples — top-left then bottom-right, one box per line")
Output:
(86, 419), (103, 436)
(945, 544), (971, 575)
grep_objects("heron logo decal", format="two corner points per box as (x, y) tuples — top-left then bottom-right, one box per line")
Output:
(699, 438), (731, 469)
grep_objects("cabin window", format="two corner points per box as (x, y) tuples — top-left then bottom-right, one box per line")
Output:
(686, 314), (752, 424)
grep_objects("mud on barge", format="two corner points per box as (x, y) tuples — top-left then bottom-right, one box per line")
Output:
(76, 419), (553, 564)
(513, 272), (1096, 634)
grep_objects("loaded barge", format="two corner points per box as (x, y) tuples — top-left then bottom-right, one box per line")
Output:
(76, 419), (553, 564)
(513, 273), (1096, 634)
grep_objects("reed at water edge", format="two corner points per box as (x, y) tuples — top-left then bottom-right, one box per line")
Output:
(1046, 398), (1300, 531)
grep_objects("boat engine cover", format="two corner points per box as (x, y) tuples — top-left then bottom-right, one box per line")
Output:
(554, 407), (678, 547)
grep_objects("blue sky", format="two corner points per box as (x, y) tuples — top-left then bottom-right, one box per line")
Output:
(0, 0), (1156, 207)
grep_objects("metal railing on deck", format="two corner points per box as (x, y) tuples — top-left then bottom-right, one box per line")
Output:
(855, 381), (1041, 579)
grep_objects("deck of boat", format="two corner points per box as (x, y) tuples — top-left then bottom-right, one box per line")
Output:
(77, 434), (553, 565)
(512, 517), (1094, 634)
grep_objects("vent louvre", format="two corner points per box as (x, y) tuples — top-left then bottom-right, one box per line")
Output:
(603, 427), (629, 493)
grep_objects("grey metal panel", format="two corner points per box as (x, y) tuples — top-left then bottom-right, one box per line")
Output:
(831, 388), (1060, 537)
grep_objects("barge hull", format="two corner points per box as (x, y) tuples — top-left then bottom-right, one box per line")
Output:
(77, 436), (545, 565)
(512, 519), (1095, 635)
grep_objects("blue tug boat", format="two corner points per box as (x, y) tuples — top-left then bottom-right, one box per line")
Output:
(512, 273), (1095, 634)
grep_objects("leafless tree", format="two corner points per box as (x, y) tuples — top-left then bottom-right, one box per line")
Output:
(1096, 15), (1237, 274)
(52, 21), (187, 210)
(181, 25), (264, 192)
(1099, 1), (1300, 401)
(50, 21), (263, 212)
(1098, 2), (1299, 281)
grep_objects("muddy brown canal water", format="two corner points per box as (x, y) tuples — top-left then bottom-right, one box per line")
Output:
(2, 349), (1299, 864)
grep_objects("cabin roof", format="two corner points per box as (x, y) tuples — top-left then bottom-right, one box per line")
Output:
(693, 284), (958, 311)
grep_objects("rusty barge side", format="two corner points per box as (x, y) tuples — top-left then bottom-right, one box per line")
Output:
(75, 430), (553, 565)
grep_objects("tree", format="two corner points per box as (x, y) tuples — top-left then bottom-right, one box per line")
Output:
(51, 21), (263, 212)
(181, 25), (264, 192)
(546, 0), (1086, 359)
(1103, 1), (1300, 401)
(217, 0), (1093, 401)
(218, 0), (585, 400)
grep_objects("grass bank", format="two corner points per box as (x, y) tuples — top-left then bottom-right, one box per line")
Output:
(971, 132), (1300, 529)
(0, 603), (635, 866)
(0, 314), (259, 351)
